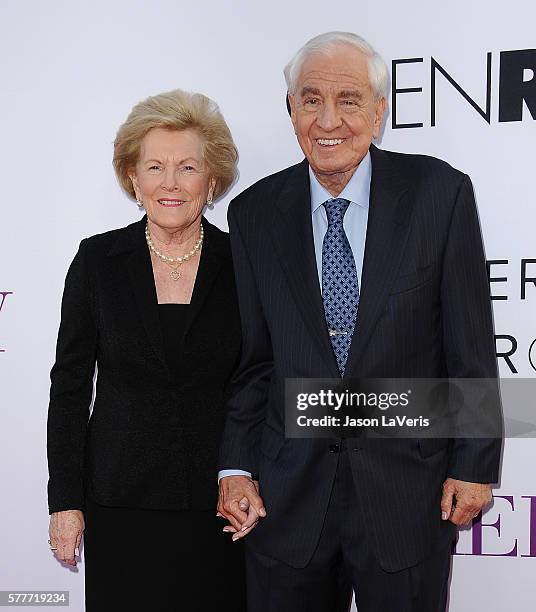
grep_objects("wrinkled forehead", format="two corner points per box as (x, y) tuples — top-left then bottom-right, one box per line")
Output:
(138, 127), (205, 161)
(296, 45), (371, 93)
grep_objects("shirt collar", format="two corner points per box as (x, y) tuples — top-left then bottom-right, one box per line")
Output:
(309, 150), (371, 213)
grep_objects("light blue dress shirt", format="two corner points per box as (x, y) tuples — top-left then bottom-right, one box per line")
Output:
(218, 152), (372, 482)
(310, 150), (371, 289)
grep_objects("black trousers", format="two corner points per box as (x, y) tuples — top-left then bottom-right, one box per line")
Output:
(246, 447), (452, 612)
(83, 495), (246, 612)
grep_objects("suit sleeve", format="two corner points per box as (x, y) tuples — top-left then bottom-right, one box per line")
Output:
(441, 174), (502, 483)
(218, 202), (273, 476)
(47, 239), (97, 513)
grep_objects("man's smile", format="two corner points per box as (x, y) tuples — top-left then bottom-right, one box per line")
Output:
(316, 138), (346, 147)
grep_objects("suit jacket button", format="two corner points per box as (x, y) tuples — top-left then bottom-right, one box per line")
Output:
(329, 444), (340, 453)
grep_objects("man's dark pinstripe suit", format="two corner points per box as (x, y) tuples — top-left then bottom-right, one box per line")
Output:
(219, 144), (501, 590)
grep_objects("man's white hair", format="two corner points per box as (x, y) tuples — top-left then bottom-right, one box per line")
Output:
(284, 31), (390, 100)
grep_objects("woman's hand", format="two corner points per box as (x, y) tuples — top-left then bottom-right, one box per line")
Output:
(218, 476), (266, 541)
(48, 510), (85, 567)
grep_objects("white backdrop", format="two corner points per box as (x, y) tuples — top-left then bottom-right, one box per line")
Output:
(0, 1), (534, 610)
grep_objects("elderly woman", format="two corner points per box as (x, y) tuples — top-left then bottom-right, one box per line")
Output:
(47, 89), (246, 611)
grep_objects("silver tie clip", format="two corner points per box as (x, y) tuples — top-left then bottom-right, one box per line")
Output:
(328, 329), (348, 337)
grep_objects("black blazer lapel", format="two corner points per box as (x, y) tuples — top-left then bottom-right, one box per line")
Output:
(345, 145), (414, 376)
(112, 216), (228, 369)
(271, 160), (340, 377)
(120, 218), (169, 372)
(183, 217), (225, 338)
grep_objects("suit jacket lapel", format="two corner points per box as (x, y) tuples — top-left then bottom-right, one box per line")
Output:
(271, 160), (340, 377)
(345, 145), (413, 376)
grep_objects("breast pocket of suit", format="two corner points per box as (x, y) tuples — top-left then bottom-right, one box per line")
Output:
(389, 264), (434, 296)
(418, 437), (450, 459)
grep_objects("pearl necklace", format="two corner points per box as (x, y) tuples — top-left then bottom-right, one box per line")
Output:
(145, 222), (204, 281)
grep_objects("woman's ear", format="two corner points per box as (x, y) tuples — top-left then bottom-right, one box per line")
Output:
(205, 178), (217, 210)
(129, 170), (140, 200)
(208, 177), (216, 202)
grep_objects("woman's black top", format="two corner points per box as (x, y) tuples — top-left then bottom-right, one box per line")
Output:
(157, 304), (189, 379)
(47, 216), (241, 513)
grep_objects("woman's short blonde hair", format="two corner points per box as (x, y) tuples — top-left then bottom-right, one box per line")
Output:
(113, 88), (238, 201)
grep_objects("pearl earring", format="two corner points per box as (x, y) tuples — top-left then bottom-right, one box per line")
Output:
(206, 197), (214, 210)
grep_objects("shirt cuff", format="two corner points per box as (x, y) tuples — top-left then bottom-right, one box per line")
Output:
(218, 469), (253, 483)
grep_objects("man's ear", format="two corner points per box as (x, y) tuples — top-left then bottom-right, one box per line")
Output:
(288, 93), (298, 134)
(373, 97), (387, 139)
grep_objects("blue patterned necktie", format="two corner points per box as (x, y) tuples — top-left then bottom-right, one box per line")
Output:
(322, 198), (360, 375)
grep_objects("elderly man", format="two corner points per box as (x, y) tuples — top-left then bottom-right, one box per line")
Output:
(218, 31), (501, 611)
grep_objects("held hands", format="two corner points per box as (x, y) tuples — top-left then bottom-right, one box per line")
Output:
(48, 510), (84, 567)
(217, 476), (266, 541)
(441, 478), (493, 525)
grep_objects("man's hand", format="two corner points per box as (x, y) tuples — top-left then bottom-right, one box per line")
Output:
(48, 510), (84, 567)
(441, 478), (492, 525)
(218, 476), (266, 541)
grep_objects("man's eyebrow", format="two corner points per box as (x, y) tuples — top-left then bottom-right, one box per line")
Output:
(338, 89), (363, 99)
(300, 86), (321, 97)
